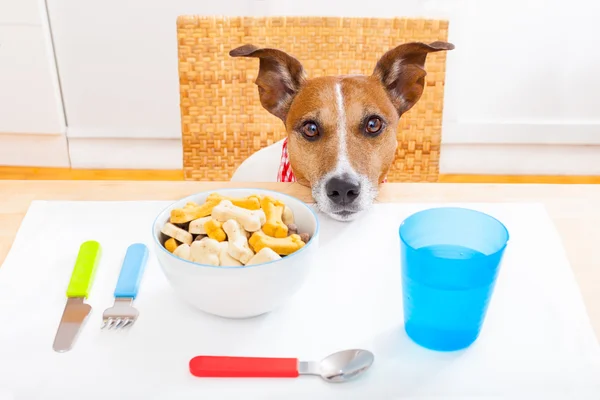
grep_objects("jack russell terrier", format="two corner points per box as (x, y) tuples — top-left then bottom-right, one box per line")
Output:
(229, 41), (454, 221)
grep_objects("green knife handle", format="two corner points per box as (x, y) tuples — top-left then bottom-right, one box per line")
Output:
(66, 240), (101, 298)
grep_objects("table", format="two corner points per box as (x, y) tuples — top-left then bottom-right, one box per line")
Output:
(1, 180), (598, 340)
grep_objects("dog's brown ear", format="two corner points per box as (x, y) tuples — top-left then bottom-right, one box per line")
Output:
(230, 44), (307, 122)
(372, 41), (454, 116)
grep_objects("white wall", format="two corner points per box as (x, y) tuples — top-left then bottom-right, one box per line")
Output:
(2, 0), (599, 173)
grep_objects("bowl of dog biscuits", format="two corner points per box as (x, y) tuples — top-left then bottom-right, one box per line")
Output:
(152, 188), (320, 318)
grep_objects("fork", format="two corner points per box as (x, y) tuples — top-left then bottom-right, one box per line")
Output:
(101, 243), (149, 330)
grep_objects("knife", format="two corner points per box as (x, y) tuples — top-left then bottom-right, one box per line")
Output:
(52, 240), (102, 353)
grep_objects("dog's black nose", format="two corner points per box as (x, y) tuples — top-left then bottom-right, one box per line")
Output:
(326, 177), (361, 205)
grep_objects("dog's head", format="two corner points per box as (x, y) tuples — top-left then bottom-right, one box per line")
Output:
(230, 41), (454, 221)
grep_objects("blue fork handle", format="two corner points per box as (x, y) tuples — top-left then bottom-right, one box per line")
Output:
(114, 243), (149, 299)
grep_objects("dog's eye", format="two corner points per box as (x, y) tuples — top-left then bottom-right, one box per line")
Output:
(365, 117), (383, 135)
(301, 122), (319, 139)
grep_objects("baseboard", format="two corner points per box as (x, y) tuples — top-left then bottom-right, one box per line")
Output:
(66, 127), (181, 139)
(67, 137), (183, 169)
(0, 133), (70, 167)
(440, 143), (600, 175)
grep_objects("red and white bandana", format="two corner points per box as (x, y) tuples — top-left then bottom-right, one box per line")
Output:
(277, 137), (296, 182)
(276, 137), (387, 183)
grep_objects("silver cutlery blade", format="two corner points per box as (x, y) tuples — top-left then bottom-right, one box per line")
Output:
(52, 297), (92, 352)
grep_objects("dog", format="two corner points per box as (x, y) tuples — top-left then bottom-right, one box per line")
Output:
(229, 41), (454, 221)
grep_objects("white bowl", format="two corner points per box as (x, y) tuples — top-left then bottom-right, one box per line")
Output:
(152, 188), (320, 318)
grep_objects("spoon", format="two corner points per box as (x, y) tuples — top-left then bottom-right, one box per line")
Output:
(189, 349), (374, 383)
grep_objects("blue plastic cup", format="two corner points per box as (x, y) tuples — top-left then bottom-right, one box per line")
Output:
(399, 207), (509, 351)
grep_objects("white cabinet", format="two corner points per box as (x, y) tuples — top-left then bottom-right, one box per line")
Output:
(45, 0), (255, 168)
(0, 0), (68, 167)
(0, 0), (43, 25)
(0, 26), (64, 134)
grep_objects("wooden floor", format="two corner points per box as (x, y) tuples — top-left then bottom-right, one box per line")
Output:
(1, 166), (600, 184)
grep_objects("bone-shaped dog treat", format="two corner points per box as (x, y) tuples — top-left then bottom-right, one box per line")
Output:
(161, 222), (193, 245)
(204, 219), (227, 242)
(249, 231), (306, 256)
(212, 200), (263, 232)
(190, 237), (220, 266)
(246, 247), (282, 265)
(189, 216), (211, 234)
(164, 238), (179, 253)
(170, 198), (220, 224)
(260, 196), (288, 238)
(222, 219), (254, 264)
(282, 205), (294, 225)
(218, 241), (243, 267)
(207, 193), (261, 210)
(173, 243), (191, 260)
(253, 209), (266, 226)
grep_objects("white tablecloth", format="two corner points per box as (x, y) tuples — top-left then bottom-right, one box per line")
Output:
(0, 201), (599, 399)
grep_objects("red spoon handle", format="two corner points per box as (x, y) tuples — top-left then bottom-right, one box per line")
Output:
(189, 355), (300, 378)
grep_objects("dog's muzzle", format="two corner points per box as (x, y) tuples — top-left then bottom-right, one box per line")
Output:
(313, 172), (376, 222)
